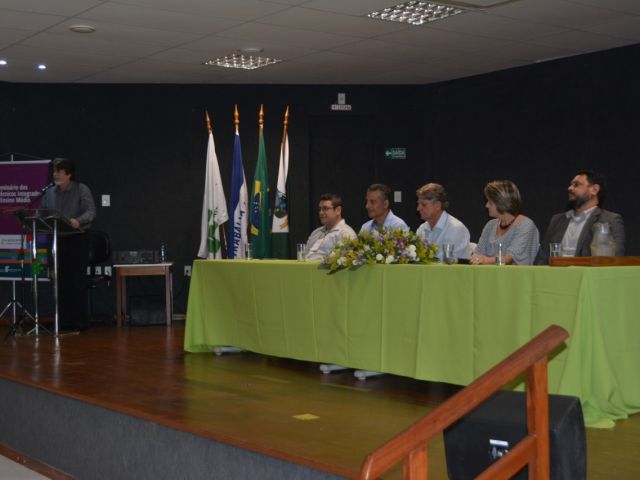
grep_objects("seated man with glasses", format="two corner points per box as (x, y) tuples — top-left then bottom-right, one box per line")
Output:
(303, 193), (357, 260)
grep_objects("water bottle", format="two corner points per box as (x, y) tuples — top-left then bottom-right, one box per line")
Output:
(496, 242), (505, 266)
(159, 241), (167, 263)
(590, 222), (615, 256)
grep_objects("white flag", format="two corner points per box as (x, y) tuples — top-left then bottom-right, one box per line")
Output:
(271, 132), (289, 235)
(197, 128), (228, 259)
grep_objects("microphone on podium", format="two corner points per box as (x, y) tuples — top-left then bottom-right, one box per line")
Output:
(40, 182), (56, 194)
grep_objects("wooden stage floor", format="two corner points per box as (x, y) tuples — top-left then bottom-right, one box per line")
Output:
(0, 324), (639, 479)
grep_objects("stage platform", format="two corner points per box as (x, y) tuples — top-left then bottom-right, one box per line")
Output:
(0, 325), (639, 479)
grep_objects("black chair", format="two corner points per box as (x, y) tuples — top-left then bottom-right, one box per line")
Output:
(87, 230), (111, 322)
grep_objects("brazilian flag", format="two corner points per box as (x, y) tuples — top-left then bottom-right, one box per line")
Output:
(250, 112), (271, 259)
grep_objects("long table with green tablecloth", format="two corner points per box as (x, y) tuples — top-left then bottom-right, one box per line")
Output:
(184, 260), (640, 426)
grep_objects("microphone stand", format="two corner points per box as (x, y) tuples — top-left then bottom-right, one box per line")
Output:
(3, 223), (37, 338)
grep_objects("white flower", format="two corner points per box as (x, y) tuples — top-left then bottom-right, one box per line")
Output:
(376, 253), (384, 262)
(385, 255), (395, 264)
(363, 245), (371, 251)
(337, 257), (346, 266)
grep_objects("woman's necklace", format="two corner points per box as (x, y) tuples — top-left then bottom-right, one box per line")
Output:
(499, 215), (517, 229)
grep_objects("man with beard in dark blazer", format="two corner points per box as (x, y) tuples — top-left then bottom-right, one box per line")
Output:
(535, 170), (624, 265)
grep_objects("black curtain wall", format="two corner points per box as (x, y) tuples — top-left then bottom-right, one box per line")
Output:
(1, 43), (638, 317)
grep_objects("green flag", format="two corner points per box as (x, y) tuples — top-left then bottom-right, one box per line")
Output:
(250, 105), (271, 258)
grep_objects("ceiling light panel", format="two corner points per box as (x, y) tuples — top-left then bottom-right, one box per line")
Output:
(203, 53), (281, 70)
(368, 1), (464, 25)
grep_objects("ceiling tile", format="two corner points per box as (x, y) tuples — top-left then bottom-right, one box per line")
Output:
(489, 0), (628, 29)
(43, 20), (203, 47)
(295, 0), (406, 16)
(568, 0), (640, 15)
(0, 0), (102, 16)
(477, 41), (582, 64)
(427, 10), (567, 41)
(115, 0), (290, 19)
(178, 35), (316, 60)
(529, 29), (637, 53)
(0, 8), (66, 30)
(376, 25), (510, 53)
(330, 39), (458, 63)
(583, 16), (640, 41)
(20, 32), (168, 57)
(75, 2), (244, 34)
(79, 58), (237, 83)
(215, 22), (360, 50)
(257, 6), (409, 37)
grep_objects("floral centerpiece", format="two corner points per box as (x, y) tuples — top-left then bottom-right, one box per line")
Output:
(323, 228), (438, 273)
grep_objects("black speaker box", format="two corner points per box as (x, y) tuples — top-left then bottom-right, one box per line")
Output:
(128, 294), (166, 325)
(444, 391), (585, 480)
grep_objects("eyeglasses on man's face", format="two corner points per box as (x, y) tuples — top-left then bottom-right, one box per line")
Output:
(318, 206), (335, 212)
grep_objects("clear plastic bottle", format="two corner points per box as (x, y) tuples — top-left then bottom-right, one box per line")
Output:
(496, 242), (505, 265)
(159, 241), (167, 263)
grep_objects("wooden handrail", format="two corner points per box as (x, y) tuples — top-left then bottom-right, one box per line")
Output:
(359, 325), (569, 480)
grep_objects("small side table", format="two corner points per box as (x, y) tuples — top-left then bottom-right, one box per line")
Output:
(114, 263), (173, 327)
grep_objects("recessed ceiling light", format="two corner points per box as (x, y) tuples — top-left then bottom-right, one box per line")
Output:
(368, 1), (464, 25)
(69, 24), (96, 34)
(37, 64), (47, 70)
(0, 60), (7, 66)
(203, 53), (281, 70)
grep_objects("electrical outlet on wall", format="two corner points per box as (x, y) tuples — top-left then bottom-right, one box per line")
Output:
(184, 265), (191, 277)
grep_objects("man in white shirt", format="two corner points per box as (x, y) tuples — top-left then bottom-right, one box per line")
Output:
(360, 183), (408, 233)
(415, 183), (471, 260)
(303, 193), (357, 260)
(534, 170), (625, 264)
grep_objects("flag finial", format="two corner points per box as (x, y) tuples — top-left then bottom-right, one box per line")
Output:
(234, 104), (240, 132)
(205, 110), (212, 134)
(283, 105), (289, 128)
(259, 104), (264, 128)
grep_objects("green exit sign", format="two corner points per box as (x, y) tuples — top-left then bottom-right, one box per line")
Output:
(384, 147), (407, 160)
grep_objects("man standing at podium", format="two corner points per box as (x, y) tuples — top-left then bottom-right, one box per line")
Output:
(42, 158), (96, 331)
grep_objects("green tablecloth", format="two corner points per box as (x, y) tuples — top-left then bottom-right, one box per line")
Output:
(185, 259), (640, 426)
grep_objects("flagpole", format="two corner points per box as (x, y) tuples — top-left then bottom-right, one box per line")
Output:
(229, 104), (249, 259)
(280, 106), (289, 157)
(205, 111), (217, 256)
(250, 104), (271, 258)
(197, 108), (228, 259)
(205, 110), (212, 134)
(232, 104), (241, 257)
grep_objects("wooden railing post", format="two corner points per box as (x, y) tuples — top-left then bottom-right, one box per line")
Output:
(527, 358), (550, 480)
(358, 325), (568, 480)
(403, 445), (428, 480)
